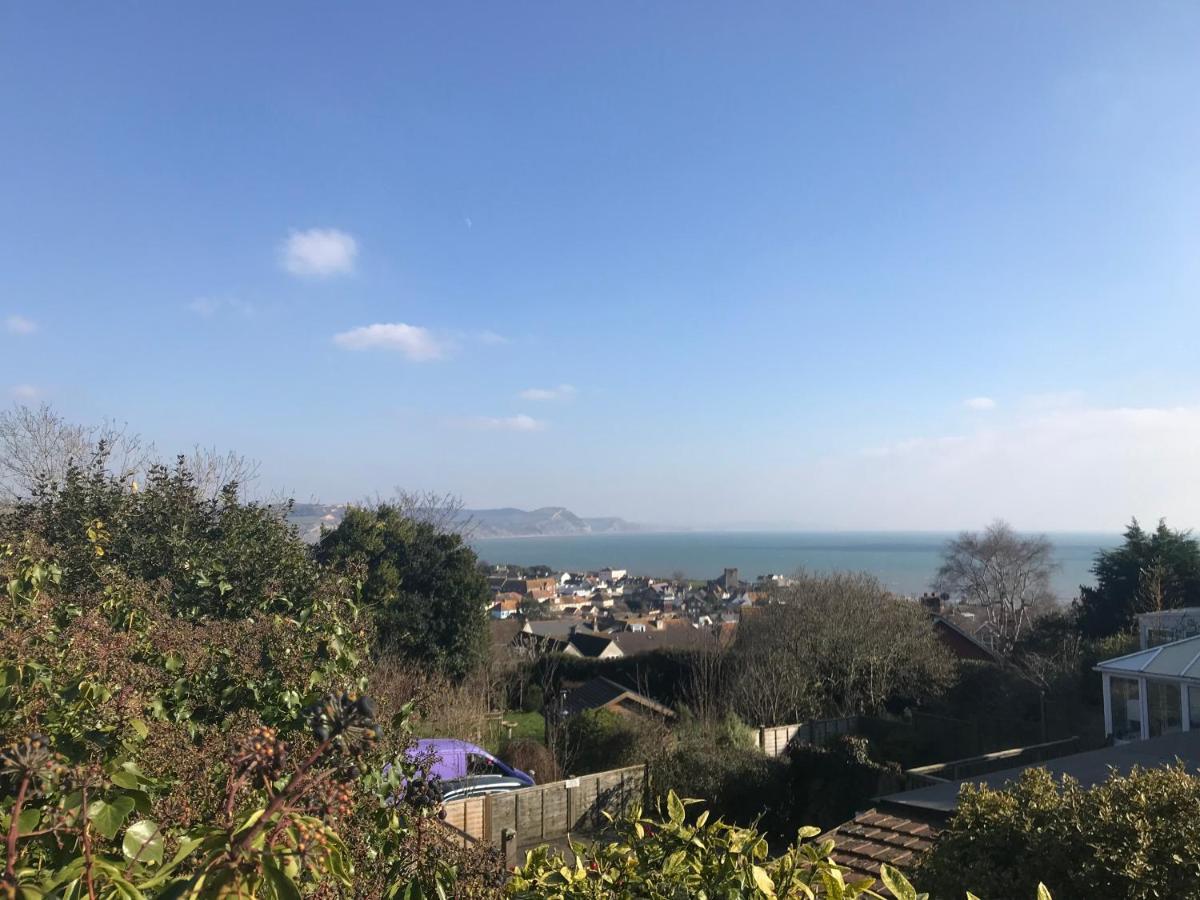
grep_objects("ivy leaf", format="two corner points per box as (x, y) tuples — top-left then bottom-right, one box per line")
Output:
(262, 856), (302, 900)
(17, 807), (41, 835)
(88, 796), (135, 840)
(123, 819), (164, 866)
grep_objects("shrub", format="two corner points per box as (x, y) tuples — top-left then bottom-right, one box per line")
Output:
(507, 790), (1052, 900)
(784, 736), (903, 830)
(0, 477), (505, 897)
(558, 709), (664, 776)
(917, 764), (1200, 900)
(499, 738), (559, 784)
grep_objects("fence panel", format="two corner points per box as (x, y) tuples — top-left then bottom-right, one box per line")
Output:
(758, 716), (860, 757)
(444, 764), (647, 849)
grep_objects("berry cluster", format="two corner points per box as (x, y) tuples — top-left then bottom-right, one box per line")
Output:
(306, 692), (382, 758)
(0, 734), (67, 791)
(291, 817), (331, 858)
(403, 775), (445, 818)
(319, 780), (355, 821)
(232, 725), (288, 782)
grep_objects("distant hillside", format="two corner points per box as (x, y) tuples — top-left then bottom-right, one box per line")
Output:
(467, 507), (640, 538)
(286, 503), (638, 542)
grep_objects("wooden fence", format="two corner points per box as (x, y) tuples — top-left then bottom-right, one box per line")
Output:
(758, 716), (861, 757)
(441, 764), (648, 859)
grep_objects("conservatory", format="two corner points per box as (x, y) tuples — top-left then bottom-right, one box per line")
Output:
(1095, 634), (1200, 743)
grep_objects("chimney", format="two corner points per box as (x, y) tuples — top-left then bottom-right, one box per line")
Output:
(920, 593), (943, 615)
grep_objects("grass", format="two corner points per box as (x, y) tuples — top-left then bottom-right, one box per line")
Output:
(483, 710), (545, 753)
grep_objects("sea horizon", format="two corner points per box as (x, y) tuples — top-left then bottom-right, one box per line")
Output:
(470, 529), (1124, 600)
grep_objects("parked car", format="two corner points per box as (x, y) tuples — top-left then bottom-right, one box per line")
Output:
(410, 738), (535, 802)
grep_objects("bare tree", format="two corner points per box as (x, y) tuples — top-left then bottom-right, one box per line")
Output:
(935, 520), (1058, 655)
(730, 571), (954, 723)
(183, 445), (262, 500)
(0, 403), (154, 500)
(357, 489), (473, 536)
(682, 627), (733, 723)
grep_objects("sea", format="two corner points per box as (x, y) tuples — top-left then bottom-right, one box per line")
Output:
(470, 531), (1124, 600)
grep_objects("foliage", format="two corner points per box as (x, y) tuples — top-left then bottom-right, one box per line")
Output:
(934, 521), (1057, 655)
(648, 715), (788, 835)
(1076, 518), (1200, 637)
(508, 790), (1050, 900)
(917, 764), (1200, 900)
(2, 456), (317, 620)
(0, 466), (504, 897)
(783, 737), (902, 831)
(316, 505), (489, 680)
(498, 739), (558, 784)
(731, 572), (954, 723)
(557, 709), (664, 776)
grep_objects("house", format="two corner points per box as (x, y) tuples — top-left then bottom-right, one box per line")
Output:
(523, 576), (559, 602)
(929, 615), (1001, 663)
(560, 676), (675, 720)
(490, 593), (522, 619)
(599, 567), (627, 582)
(565, 630), (623, 659)
(1138, 608), (1200, 648)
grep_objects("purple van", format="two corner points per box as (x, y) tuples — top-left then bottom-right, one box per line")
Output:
(410, 738), (534, 802)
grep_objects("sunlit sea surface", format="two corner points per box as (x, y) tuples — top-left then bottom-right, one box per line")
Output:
(470, 531), (1122, 600)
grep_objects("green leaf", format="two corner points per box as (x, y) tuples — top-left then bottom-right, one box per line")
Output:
(87, 796), (136, 840)
(260, 854), (300, 900)
(129, 718), (149, 739)
(123, 819), (164, 866)
(17, 807), (40, 835)
(666, 791), (685, 825)
(111, 770), (141, 790)
(880, 863), (917, 900)
(751, 864), (775, 896)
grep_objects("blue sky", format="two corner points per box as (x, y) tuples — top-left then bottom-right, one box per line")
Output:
(4, 2), (1200, 530)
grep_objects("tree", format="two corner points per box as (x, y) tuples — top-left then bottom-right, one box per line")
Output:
(2, 454), (317, 619)
(934, 520), (1057, 655)
(730, 572), (953, 724)
(1076, 518), (1200, 637)
(316, 504), (489, 680)
(0, 403), (153, 500)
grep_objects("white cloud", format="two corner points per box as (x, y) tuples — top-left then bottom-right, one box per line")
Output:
(814, 404), (1200, 530)
(5, 315), (37, 335)
(9, 384), (39, 400)
(467, 414), (545, 432)
(519, 384), (576, 402)
(477, 330), (509, 345)
(964, 396), (996, 411)
(332, 323), (446, 361)
(280, 228), (358, 277)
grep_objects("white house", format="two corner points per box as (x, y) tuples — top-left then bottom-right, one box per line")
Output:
(599, 568), (627, 582)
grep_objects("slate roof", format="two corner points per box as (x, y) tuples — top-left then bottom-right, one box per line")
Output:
(567, 631), (619, 658)
(560, 676), (675, 718)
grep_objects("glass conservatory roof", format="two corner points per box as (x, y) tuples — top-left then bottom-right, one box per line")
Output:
(1096, 634), (1200, 681)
